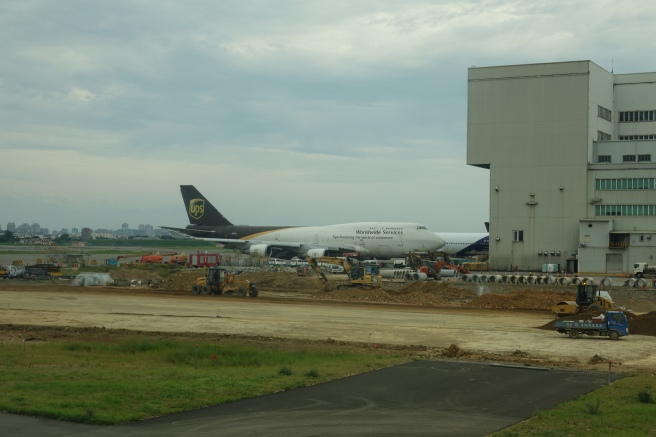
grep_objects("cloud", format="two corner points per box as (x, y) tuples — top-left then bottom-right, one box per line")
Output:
(3, 0), (656, 232)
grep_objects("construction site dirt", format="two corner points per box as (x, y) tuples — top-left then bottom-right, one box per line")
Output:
(2, 270), (656, 372)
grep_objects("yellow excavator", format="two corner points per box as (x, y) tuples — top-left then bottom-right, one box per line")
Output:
(305, 256), (382, 290)
(192, 266), (258, 297)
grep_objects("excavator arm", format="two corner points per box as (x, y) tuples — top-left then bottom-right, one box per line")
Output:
(306, 256), (353, 283)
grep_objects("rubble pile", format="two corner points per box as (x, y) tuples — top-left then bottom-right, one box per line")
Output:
(315, 287), (452, 306)
(156, 270), (206, 291)
(465, 290), (573, 310)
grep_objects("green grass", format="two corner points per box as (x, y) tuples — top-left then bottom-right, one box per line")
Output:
(0, 337), (407, 424)
(492, 374), (656, 436)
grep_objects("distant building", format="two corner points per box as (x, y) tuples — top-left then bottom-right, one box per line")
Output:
(81, 227), (93, 240)
(7, 222), (16, 232)
(468, 60), (656, 274)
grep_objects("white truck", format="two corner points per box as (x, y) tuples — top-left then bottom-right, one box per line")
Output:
(633, 262), (656, 278)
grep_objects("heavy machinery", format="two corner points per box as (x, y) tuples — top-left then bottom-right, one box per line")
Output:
(633, 262), (656, 278)
(191, 266), (258, 297)
(306, 256), (382, 289)
(551, 282), (618, 317)
(554, 311), (629, 340)
(407, 253), (470, 278)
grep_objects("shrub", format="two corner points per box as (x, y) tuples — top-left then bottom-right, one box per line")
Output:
(585, 399), (601, 415)
(637, 391), (654, 404)
(278, 367), (293, 376)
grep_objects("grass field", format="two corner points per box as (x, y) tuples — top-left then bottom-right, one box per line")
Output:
(493, 371), (656, 436)
(0, 336), (408, 424)
(1, 336), (655, 432)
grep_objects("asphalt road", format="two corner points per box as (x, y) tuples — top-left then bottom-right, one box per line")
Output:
(1, 360), (618, 437)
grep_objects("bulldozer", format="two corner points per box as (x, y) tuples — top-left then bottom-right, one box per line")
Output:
(551, 282), (617, 317)
(306, 256), (382, 290)
(191, 266), (258, 297)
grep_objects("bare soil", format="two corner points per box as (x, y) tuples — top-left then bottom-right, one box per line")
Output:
(2, 269), (656, 371)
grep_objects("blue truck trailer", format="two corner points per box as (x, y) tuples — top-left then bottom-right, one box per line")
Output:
(554, 311), (629, 340)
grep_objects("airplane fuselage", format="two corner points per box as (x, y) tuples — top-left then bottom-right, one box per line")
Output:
(195, 222), (443, 258)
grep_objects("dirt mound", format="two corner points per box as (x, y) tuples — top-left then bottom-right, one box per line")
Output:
(156, 270), (207, 291)
(108, 268), (168, 283)
(239, 272), (324, 291)
(465, 291), (570, 310)
(315, 286), (452, 306)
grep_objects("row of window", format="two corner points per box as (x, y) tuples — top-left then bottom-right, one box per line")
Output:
(597, 130), (611, 141)
(595, 205), (656, 217)
(595, 178), (655, 190)
(619, 135), (656, 140)
(597, 154), (652, 163)
(619, 111), (656, 122)
(598, 105), (612, 122)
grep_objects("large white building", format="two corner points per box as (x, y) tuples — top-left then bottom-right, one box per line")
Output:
(467, 60), (656, 274)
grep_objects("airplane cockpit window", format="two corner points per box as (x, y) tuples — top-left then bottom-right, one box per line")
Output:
(417, 226), (427, 230)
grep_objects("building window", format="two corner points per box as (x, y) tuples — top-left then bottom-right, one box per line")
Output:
(598, 155), (611, 163)
(597, 131), (611, 141)
(638, 154), (652, 162)
(596, 178), (655, 190)
(619, 134), (656, 140)
(513, 230), (524, 242)
(619, 110), (656, 122)
(623, 155), (636, 162)
(598, 105), (612, 121)
(596, 204), (656, 217)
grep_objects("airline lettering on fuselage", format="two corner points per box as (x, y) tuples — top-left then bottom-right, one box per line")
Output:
(355, 228), (404, 236)
(189, 199), (205, 220)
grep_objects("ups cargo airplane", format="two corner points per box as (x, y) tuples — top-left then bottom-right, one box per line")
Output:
(161, 185), (446, 259)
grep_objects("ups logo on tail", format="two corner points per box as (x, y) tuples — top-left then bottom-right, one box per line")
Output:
(189, 198), (205, 220)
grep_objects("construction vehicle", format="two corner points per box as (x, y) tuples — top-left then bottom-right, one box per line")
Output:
(188, 252), (221, 268)
(554, 311), (629, 340)
(633, 262), (656, 278)
(31, 263), (63, 277)
(551, 282), (618, 317)
(306, 256), (382, 289)
(168, 253), (188, 265)
(191, 266), (258, 297)
(407, 253), (470, 278)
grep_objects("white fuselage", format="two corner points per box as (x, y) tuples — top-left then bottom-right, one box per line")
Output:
(435, 232), (489, 256)
(229, 222), (446, 259)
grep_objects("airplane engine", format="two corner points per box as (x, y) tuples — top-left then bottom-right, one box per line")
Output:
(306, 248), (327, 258)
(249, 244), (273, 257)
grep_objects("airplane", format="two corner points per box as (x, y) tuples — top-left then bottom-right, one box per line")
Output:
(436, 232), (489, 257)
(160, 185), (446, 260)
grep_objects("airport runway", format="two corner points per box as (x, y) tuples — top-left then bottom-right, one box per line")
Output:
(1, 360), (618, 437)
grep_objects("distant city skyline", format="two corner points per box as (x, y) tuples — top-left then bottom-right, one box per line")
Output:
(3, 221), (169, 238)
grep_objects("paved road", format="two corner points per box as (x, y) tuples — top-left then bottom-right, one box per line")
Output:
(1, 360), (618, 437)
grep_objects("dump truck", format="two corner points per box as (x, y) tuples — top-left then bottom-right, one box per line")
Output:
(306, 256), (382, 289)
(554, 311), (629, 340)
(191, 266), (258, 297)
(551, 282), (618, 317)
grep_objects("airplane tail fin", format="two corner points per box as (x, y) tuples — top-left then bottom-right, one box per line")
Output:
(180, 185), (233, 227)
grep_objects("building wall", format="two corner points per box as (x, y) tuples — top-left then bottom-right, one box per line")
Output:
(468, 61), (656, 273)
(468, 61), (593, 271)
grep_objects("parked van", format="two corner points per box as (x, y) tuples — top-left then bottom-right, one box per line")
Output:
(268, 258), (287, 266)
(290, 258), (309, 267)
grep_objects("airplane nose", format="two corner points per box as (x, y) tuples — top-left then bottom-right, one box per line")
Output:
(432, 233), (446, 250)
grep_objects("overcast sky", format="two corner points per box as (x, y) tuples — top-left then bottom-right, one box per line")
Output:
(2, 1), (655, 233)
